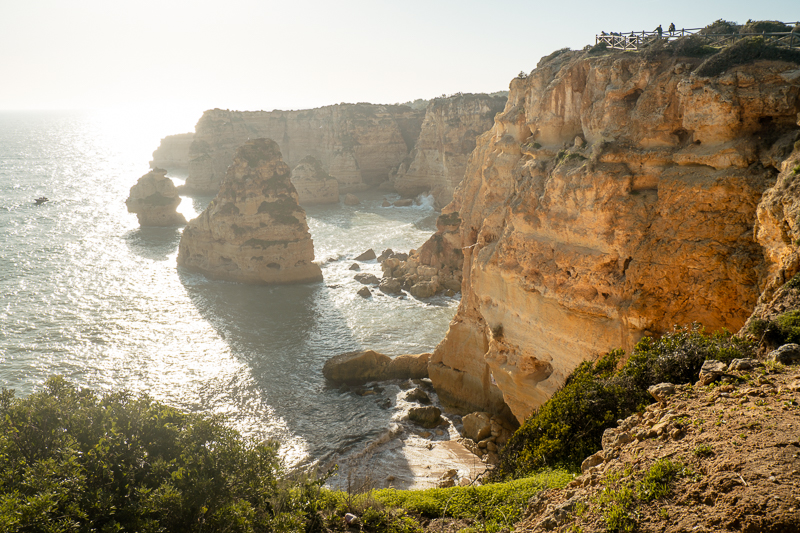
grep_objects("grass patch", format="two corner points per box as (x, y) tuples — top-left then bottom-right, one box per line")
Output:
(374, 469), (571, 532)
(692, 444), (714, 458)
(493, 325), (755, 480)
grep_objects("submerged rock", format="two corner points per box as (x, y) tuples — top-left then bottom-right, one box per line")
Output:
(125, 168), (186, 227)
(176, 138), (322, 284)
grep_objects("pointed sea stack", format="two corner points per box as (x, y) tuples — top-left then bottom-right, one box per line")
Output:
(125, 168), (187, 226)
(177, 138), (323, 284)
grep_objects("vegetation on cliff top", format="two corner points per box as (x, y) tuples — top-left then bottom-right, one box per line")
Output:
(492, 325), (756, 481)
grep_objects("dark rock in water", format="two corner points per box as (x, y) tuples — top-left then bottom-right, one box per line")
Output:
(349, 263), (361, 271)
(355, 273), (380, 285)
(355, 248), (376, 261)
(323, 351), (429, 384)
(380, 279), (403, 295)
(393, 199), (413, 207)
(357, 286), (372, 298)
(405, 387), (431, 404)
(409, 406), (443, 428)
(382, 200), (391, 207)
(377, 248), (394, 262)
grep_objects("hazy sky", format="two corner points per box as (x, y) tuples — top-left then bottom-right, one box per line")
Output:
(1, 0), (797, 115)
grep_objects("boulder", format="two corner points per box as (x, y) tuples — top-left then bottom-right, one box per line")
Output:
(580, 451), (604, 473)
(322, 350), (391, 384)
(409, 406), (443, 428)
(382, 200), (391, 207)
(355, 249), (376, 261)
(647, 383), (676, 402)
(698, 360), (728, 385)
(393, 199), (413, 207)
(768, 344), (800, 365)
(357, 286), (372, 298)
(405, 387), (431, 404)
(354, 273), (380, 285)
(462, 412), (492, 442)
(386, 353), (430, 379)
(410, 281), (438, 298)
(349, 263), (361, 271)
(377, 248), (394, 262)
(344, 193), (360, 206)
(729, 358), (762, 371)
(379, 279), (403, 295)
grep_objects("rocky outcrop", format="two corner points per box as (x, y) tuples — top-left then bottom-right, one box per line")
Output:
(290, 156), (339, 205)
(322, 350), (430, 384)
(183, 104), (424, 194)
(150, 133), (194, 169)
(176, 138), (322, 284)
(125, 168), (187, 226)
(393, 94), (506, 207)
(422, 51), (800, 422)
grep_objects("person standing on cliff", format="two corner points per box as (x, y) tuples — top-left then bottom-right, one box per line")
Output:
(656, 24), (663, 38)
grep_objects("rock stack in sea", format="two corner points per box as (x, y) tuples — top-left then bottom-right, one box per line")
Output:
(125, 168), (187, 226)
(290, 156), (339, 205)
(176, 138), (323, 284)
(149, 132), (194, 170)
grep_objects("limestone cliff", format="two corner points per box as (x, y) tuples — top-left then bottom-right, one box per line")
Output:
(393, 93), (506, 207)
(150, 133), (194, 170)
(125, 168), (187, 226)
(291, 156), (340, 205)
(177, 138), (322, 284)
(183, 105), (424, 194)
(423, 51), (800, 422)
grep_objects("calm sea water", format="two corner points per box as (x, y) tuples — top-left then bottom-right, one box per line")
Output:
(0, 110), (457, 466)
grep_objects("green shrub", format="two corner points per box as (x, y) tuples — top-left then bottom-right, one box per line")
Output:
(698, 19), (740, 35)
(493, 326), (755, 480)
(749, 310), (800, 347)
(740, 20), (790, 34)
(588, 42), (608, 54)
(0, 377), (308, 532)
(695, 37), (800, 77)
(637, 459), (684, 502)
(668, 35), (719, 57)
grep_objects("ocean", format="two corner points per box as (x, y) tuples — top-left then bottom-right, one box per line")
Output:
(0, 109), (457, 468)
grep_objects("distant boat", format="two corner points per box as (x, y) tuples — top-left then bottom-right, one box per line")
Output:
(34, 197), (49, 205)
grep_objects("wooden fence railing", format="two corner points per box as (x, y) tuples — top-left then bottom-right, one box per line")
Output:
(596, 23), (800, 51)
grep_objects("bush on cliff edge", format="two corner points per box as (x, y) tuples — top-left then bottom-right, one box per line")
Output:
(492, 325), (755, 481)
(0, 377), (326, 532)
(695, 36), (800, 77)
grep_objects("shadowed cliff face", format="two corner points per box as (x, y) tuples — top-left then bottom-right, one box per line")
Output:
(393, 94), (507, 207)
(177, 138), (323, 284)
(184, 105), (424, 194)
(426, 51), (800, 422)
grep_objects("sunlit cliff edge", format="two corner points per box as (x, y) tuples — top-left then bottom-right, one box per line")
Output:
(416, 49), (800, 422)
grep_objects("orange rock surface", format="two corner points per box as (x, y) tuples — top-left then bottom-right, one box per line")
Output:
(177, 138), (322, 284)
(427, 51), (800, 422)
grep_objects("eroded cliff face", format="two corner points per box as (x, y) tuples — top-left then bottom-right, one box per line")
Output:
(426, 52), (800, 422)
(184, 105), (423, 194)
(150, 133), (194, 170)
(177, 138), (322, 284)
(291, 156), (340, 205)
(393, 94), (506, 207)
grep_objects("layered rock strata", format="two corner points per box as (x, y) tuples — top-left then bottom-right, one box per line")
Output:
(290, 156), (339, 205)
(177, 138), (322, 284)
(420, 51), (800, 422)
(150, 132), (194, 169)
(184, 104), (424, 194)
(393, 93), (506, 207)
(125, 168), (187, 226)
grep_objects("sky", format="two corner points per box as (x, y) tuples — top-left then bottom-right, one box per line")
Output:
(1, 0), (797, 118)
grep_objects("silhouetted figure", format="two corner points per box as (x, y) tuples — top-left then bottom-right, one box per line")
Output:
(668, 23), (675, 34)
(656, 24), (663, 38)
